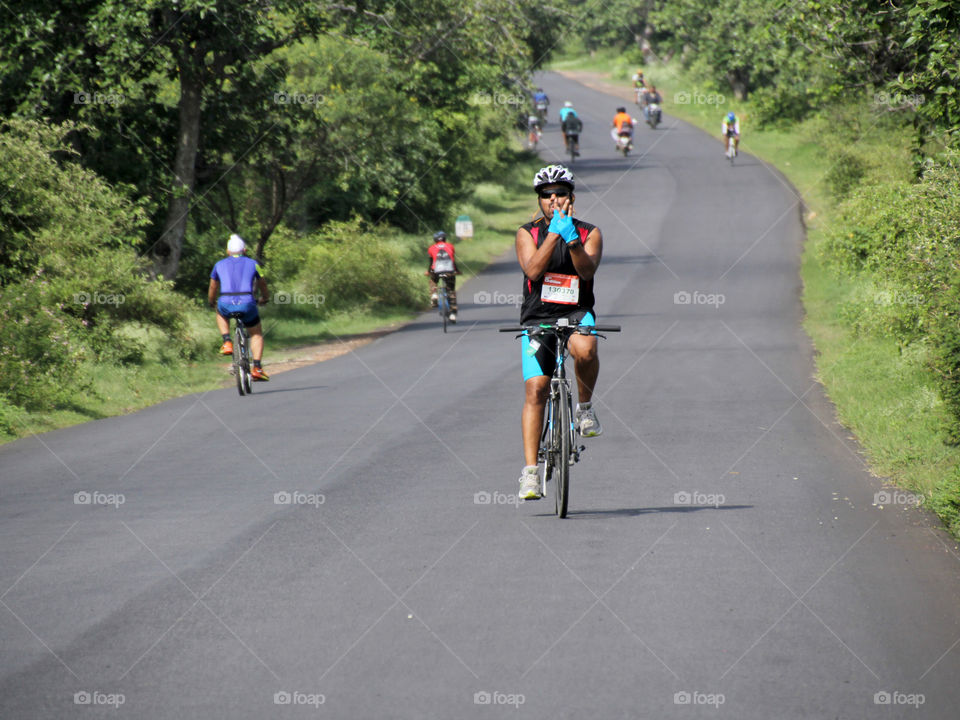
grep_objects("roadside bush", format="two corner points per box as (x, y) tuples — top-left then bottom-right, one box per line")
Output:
(294, 220), (426, 314)
(0, 275), (87, 409)
(823, 153), (960, 441)
(0, 119), (194, 411)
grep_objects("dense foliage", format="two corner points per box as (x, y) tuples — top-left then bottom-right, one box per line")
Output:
(0, 0), (544, 429)
(0, 120), (194, 426)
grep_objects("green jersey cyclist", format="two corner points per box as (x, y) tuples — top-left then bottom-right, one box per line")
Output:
(515, 165), (606, 500)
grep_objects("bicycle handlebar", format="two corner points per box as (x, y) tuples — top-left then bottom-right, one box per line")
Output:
(499, 324), (621, 333)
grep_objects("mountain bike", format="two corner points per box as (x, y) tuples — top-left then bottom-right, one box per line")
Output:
(726, 132), (738, 165)
(501, 319), (621, 517)
(228, 312), (253, 396)
(436, 272), (455, 333)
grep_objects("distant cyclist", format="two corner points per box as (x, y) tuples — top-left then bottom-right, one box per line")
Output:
(722, 111), (740, 156)
(558, 100), (577, 123)
(514, 165), (606, 500)
(527, 114), (542, 149)
(426, 231), (460, 323)
(631, 69), (646, 104)
(533, 88), (549, 120)
(208, 234), (270, 381)
(560, 107), (582, 156)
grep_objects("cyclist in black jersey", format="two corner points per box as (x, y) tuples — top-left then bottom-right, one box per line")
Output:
(515, 165), (605, 500)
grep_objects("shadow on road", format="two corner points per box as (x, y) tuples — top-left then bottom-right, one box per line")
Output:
(531, 504), (753, 519)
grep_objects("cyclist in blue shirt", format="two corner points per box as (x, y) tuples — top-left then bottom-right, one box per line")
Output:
(208, 234), (270, 381)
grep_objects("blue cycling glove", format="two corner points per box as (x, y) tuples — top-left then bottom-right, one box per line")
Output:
(548, 209), (580, 245)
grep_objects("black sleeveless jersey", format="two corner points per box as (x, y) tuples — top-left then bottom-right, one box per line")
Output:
(519, 216), (597, 324)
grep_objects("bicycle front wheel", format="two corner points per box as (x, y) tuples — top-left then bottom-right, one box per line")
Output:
(555, 385), (572, 517)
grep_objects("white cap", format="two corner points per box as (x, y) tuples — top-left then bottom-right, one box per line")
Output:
(564, 101), (573, 107)
(227, 234), (246, 255)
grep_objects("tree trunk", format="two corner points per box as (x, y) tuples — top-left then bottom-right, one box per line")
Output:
(153, 61), (203, 281)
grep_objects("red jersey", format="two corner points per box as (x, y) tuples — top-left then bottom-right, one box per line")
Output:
(428, 241), (457, 273)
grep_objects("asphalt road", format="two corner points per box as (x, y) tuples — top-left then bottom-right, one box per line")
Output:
(3, 72), (960, 719)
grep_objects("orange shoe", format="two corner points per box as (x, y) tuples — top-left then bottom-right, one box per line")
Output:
(220, 340), (233, 355)
(251, 366), (270, 381)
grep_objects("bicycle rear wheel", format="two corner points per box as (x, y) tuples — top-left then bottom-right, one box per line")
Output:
(236, 326), (252, 395)
(233, 326), (246, 396)
(438, 288), (448, 333)
(555, 385), (572, 517)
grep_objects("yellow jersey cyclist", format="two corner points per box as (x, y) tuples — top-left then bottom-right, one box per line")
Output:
(208, 234), (270, 381)
(515, 165), (606, 500)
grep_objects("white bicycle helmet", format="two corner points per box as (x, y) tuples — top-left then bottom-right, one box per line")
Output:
(532, 164), (574, 192)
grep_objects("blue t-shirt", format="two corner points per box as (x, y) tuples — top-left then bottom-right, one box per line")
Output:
(211, 255), (263, 301)
(559, 107), (577, 122)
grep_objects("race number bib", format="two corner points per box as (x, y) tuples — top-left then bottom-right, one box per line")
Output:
(541, 273), (580, 305)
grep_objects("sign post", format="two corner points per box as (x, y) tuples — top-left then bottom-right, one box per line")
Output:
(455, 215), (473, 240)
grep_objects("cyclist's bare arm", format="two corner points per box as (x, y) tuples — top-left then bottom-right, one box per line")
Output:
(256, 278), (269, 304)
(517, 226), (556, 282)
(568, 228), (602, 280)
(208, 279), (219, 307)
(517, 196), (573, 280)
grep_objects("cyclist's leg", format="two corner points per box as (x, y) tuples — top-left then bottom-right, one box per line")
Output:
(568, 312), (599, 403)
(521, 334), (557, 467)
(230, 302), (261, 356)
(445, 275), (457, 312)
(248, 323), (264, 361)
(215, 300), (236, 353)
(522, 377), (549, 468)
(215, 311), (229, 336)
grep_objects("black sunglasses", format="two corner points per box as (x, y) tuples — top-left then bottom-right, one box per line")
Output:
(538, 188), (571, 199)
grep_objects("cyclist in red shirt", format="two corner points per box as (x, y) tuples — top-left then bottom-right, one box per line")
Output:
(426, 231), (460, 322)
